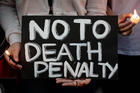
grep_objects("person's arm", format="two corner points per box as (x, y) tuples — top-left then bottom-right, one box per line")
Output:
(86, 0), (107, 15)
(0, 0), (22, 69)
(0, 0), (21, 45)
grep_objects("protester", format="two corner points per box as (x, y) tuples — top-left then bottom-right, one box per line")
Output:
(0, 0), (107, 93)
(112, 0), (139, 77)
(0, 26), (17, 93)
(112, 0), (140, 92)
(0, 27), (17, 78)
(98, 0), (140, 93)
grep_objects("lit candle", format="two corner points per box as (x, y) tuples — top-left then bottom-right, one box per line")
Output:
(130, 9), (140, 24)
(5, 50), (20, 65)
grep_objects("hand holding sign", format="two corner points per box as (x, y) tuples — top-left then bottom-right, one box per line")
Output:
(56, 78), (91, 87)
(4, 42), (22, 70)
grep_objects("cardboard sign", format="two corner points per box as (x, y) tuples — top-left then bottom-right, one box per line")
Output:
(21, 16), (118, 79)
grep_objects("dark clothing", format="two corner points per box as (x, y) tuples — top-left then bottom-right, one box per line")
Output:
(95, 54), (140, 93)
(0, 27), (15, 78)
(0, 79), (17, 93)
(19, 79), (95, 93)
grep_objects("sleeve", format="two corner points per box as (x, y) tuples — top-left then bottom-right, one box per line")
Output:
(0, 0), (21, 45)
(86, 0), (107, 15)
(72, 0), (87, 16)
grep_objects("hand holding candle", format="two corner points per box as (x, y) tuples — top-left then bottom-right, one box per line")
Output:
(130, 9), (140, 24)
(5, 50), (20, 65)
(118, 11), (139, 36)
(4, 42), (22, 70)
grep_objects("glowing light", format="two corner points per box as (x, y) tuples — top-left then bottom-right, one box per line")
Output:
(130, 9), (140, 24)
(5, 50), (10, 56)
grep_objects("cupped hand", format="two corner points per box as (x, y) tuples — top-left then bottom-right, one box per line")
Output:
(4, 42), (22, 70)
(118, 13), (135, 36)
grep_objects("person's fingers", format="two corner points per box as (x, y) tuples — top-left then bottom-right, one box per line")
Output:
(4, 43), (22, 70)
(11, 44), (22, 69)
(7, 56), (22, 70)
(121, 30), (133, 36)
(6, 59), (21, 70)
(4, 53), (17, 69)
(56, 78), (73, 82)
(83, 79), (91, 85)
(8, 60), (22, 70)
(62, 82), (76, 87)
(119, 21), (132, 29)
(16, 64), (22, 70)
(80, 79), (91, 86)
(120, 23), (135, 32)
(61, 79), (91, 87)
(118, 13), (132, 24)
(56, 78), (63, 81)
(74, 79), (91, 87)
(56, 78), (73, 84)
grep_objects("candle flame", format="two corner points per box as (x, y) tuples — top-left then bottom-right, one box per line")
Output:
(130, 9), (140, 24)
(133, 9), (139, 18)
(5, 50), (10, 56)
